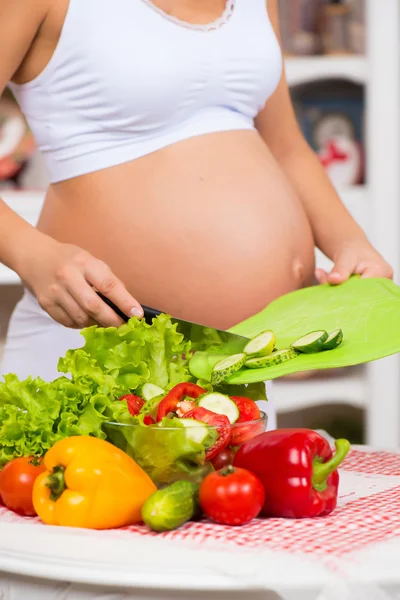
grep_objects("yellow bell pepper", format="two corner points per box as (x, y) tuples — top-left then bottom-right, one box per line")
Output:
(32, 436), (157, 529)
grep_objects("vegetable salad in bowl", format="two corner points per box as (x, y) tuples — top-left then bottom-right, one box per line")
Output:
(104, 383), (267, 486)
(0, 314), (268, 485)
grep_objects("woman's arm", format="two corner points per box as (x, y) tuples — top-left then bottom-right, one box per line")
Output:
(255, 0), (393, 283)
(0, 0), (52, 273)
(0, 0), (143, 327)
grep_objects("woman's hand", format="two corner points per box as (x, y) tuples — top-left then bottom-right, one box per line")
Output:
(19, 236), (144, 328)
(315, 239), (394, 285)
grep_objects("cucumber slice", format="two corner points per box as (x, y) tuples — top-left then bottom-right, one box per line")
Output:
(188, 352), (230, 382)
(198, 392), (240, 424)
(245, 348), (299, 369)
(243, 330), (276, 357)
(211, 353), (247, 384)
(322, 329), (343, 350)
(142, 383), (165, 401)
(291, 331), (328, 353)
(180, 418), (209, 444)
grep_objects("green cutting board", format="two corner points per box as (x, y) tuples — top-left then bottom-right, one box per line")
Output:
(227, 277), (400, 384)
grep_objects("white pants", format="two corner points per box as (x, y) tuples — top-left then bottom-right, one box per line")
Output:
(1, 288), (277, 429)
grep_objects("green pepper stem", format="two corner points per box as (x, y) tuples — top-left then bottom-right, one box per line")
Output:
(312, 439), (351, 492)
(46, 466), (66, 502)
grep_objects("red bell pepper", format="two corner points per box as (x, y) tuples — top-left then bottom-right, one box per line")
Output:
(182, 406), (231, 461)
(156, 382), (206, 422)
(233, 429), (350, 518)
(119, 394), (144, 416)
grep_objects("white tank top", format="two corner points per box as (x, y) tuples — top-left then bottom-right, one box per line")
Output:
(8, 0), (282, 184)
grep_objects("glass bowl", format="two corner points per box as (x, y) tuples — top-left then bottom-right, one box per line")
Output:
(103, 411), (267, 488)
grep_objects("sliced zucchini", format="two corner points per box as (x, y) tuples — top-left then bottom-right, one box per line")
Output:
(291, 331), (328, 354)
(211, 353), (247, 385)
(180, 418), (209, 445)
(322, 329), (343, 350)
(245, 348), (299, 369)
(188, 352), (230, 382)
(243, 330), (276, 357)
(198, 392), (240, 424)
(142, 383), (165, 401)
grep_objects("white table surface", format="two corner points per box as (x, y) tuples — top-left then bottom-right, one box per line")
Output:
(0, 445), (399, 600)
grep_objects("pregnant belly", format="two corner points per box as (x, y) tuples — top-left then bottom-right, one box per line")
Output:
(38, 131), (315, 329)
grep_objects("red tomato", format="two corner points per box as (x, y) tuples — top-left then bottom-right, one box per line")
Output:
(182, 406), (231, 460)
(199, 466), (265, 526)
(0, 457), (46, 516)
(211, 448), (235, 470)
(229, 397), (263, 446)
(230, 396), (261, 421)
(230, 422), (265, 446)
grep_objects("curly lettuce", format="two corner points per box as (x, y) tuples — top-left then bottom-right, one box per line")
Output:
(0, 314), (191, 466)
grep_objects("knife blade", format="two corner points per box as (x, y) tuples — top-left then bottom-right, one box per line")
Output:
(97, 292), (249, 353)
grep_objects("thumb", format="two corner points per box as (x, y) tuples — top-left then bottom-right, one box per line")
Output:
(327, 248), (358, 285)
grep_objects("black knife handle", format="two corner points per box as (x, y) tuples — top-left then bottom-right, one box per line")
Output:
(96, 292), (161, 325)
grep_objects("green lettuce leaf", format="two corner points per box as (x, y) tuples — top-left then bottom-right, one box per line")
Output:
(0, 374), (110, 467)
(58, 314), (191, 394)
(0, 314), (196, 466)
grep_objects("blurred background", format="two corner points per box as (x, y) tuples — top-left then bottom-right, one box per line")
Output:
(0, 0), (399, 447)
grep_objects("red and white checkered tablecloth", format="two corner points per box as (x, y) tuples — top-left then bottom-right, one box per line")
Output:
(1, 448), (399, 563)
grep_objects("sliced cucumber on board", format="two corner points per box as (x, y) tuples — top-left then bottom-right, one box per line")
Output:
(188, 352), (230, 382)
(322, 329), (343, 350)
(291, 331), (328, 354)
(211, 353), (247, 384)
(243, 330), (276, 357)
(245, 348), (299, 369)
(198, 392), (240, 424)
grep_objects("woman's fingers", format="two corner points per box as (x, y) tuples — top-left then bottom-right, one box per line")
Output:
(84, 260), (144, 321)
(65, 275), (127, 327)
(315, 268), (329, 284)
(41, 302), (77, 329)
(57, 292), (98, 329)
(26, 241), (144, 328)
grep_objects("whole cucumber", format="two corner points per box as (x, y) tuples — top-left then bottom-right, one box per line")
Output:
(142, 480), (199, 532)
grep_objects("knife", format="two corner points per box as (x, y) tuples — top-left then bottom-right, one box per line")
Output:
(97, 292), (249, 353)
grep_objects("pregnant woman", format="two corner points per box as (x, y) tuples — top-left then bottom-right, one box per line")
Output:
(0, 0), (392, 428)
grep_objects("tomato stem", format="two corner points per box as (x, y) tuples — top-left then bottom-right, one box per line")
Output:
(46, 466), (66, 502)
(220, 466), (236, 477)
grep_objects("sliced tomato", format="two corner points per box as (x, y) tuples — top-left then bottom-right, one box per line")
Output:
(182, 406), (231, 460)
(229, 396), (263, 446)
(143, 415), (155, 426)
(119, 394), (145, 416)
(230, 396), (261, 421)
(156, 382), (206, 422)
